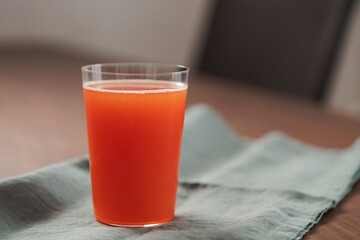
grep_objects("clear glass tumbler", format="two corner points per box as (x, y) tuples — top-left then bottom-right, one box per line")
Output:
(81, 63), (189, 227)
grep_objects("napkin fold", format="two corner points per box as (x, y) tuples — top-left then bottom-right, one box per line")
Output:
(1, 104), (359, 240)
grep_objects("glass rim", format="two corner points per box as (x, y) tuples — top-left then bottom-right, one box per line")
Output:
(81, 62), (190, 76)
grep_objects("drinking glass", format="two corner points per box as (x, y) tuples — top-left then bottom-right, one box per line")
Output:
(81, 63), (189, 227)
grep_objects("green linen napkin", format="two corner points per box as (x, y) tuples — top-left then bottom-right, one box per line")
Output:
(1, 104), (359, 240)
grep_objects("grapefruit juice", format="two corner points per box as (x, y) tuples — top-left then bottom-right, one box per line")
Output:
(83, 80), (187, 226)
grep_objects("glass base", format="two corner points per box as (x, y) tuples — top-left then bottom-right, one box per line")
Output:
(96, 217), (173, 228)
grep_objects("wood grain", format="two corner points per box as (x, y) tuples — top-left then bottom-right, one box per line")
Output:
(0, 48), (359, 239)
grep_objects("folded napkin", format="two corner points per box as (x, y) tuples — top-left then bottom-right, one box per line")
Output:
(1, 105), (359, 240)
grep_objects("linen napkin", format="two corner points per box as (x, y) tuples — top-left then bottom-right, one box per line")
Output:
(1, 104), (359, 240)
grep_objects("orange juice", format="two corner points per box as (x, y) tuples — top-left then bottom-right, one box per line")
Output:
(83, 80), (187, 226)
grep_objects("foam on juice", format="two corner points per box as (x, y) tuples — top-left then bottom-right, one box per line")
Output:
(83, 80), (187, 94)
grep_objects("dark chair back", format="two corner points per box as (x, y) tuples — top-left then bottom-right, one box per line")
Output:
(199, 0), (354, 100)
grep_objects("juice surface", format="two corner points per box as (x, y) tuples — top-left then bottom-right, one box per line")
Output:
(83, 80), (187, 225)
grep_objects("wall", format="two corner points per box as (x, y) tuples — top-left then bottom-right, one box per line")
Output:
(326, 1), (360, 116)
(0, 0), (214, 66)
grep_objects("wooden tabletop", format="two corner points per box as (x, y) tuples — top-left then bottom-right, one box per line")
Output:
(0, 48), (359, 239)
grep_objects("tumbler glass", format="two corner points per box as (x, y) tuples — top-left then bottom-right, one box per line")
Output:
(82, 63), (189, 227)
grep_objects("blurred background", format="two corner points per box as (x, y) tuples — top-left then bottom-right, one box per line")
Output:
(1, 0), (360, 178)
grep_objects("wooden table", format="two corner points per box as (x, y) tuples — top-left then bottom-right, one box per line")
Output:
(1, 48), (359, 239)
